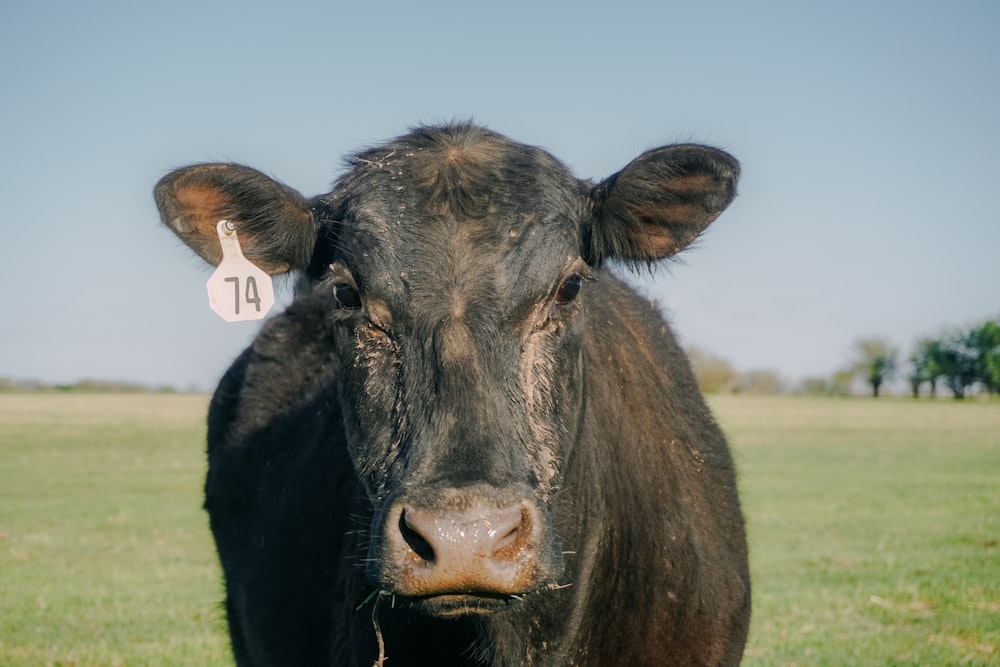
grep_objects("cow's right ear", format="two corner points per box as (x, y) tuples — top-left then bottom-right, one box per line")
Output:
(154, 164), (318, 274)
(585, 145), (739, 265)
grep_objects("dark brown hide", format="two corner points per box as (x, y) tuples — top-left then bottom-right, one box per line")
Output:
(154, 123), (749, 666)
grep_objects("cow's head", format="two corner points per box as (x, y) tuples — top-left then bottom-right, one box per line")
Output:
(155, 124), (738, 617)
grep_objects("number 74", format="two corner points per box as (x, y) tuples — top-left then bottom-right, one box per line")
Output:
(224, 276), (262, 315)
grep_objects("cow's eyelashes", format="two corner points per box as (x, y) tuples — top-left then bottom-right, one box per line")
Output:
(333, 283), (362, 310)
(328, 263), (363, 311)
(554, 274), (583, 306)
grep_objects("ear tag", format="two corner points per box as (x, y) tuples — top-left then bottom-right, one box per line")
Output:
(206, 220), (275, 322)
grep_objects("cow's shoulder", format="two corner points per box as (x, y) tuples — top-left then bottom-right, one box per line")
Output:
(205, 291), (346, 526)
(208, 291), (341, 453)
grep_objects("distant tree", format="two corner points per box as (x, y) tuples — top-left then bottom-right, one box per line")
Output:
(74, 378), (150, 393)
(908, 321), (1000, 399)
(935, 333), (979, 399)
(801, 376), (834, 395)
(907, 366), (921, 398)
(966, 319), (1000, 394)
(735, 369), (785, 395)
(686, 347), (737, 394)
(832, 370), (855, 396)
(933, 321), (998, 398)
(800, 371), (853, 396)
(910, 338), (947, 398)
(988, 350), (1000, 394)
(851, 337), (898, 397)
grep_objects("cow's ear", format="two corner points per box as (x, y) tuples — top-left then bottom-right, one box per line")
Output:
(154, 163), (318, 274)
(585, 145), (739, 264)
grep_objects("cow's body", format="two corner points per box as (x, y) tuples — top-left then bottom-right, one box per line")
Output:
(155, 124), (750, 666)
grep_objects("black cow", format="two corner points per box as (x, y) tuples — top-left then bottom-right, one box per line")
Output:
(154, 123), (750, 666)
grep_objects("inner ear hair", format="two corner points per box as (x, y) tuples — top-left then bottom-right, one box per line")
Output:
(154, 163), (318, 274)
(588, 145), (739, 264)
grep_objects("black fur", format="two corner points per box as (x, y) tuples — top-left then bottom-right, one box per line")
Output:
(156, 124), (750, 666)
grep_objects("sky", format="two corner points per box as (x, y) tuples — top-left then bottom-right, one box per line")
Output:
(2, 0), (998, 392)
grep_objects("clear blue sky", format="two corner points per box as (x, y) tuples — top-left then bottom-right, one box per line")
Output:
(2, 0), (998, 391)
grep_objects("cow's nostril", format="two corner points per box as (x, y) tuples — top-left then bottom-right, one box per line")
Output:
(400, 510), (436, 562)
(494, 524), (519, 551)
(492, 511), (529, 556)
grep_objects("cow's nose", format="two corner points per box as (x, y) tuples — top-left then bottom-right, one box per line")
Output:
(384, 498), (543, 597)
(402, 503), (526, 563)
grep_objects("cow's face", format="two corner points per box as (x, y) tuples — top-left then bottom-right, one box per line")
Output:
(315, 140), (590, 614)
(154, 124), (738, 617)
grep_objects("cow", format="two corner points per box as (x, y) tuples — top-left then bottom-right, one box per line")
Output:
(154, 123), (750, 666)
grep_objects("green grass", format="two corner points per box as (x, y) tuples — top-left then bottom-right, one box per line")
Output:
(711, 395), (1000, 666)
(0, 394), (231, 666)
(1, 394), (998, 665)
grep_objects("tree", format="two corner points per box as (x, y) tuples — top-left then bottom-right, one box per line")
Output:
(966, 319), (1000, 394)
(987, 353), (1000, 393)
(908, 320), (1000, 399)
(910, 338), (947, 398)
(832, 369), (855, 396)
(935, 319), (1000, 397)
(802, 371), (854, 396)
(686, 347), (737, 394)
(851, 337), (898, 397)
(938, 344), (978, 399)
(801, 376), (834, 395)
(735, 369), (785, 395)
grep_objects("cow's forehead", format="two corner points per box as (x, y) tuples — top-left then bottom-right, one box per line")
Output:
(320, 127), (587, 317)
(333, 126), (583, 223)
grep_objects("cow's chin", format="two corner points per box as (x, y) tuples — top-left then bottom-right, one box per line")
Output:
(407, 593), (517, 618)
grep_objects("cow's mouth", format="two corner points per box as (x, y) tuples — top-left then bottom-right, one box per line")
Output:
(408, 592), (518, 617)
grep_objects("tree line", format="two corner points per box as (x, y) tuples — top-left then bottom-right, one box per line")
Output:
(848, 317), (1000, 399)
(0, 377), (181, 393)
(688, 316), (1000, 399)
(686, 347), (787, 395)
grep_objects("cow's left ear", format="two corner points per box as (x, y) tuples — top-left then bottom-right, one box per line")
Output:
(585, 145), (739, 264)
(154, 163), (318, 274)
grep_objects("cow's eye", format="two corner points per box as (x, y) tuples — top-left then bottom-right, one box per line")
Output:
(334, 283), (362, 310)
(554, 274), (582, 306)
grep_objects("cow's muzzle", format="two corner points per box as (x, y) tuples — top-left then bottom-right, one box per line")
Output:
(370, 486), (557, 614)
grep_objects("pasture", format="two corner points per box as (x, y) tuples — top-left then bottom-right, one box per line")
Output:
(1, 393), (997, 665)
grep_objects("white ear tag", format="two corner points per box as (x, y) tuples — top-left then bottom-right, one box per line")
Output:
(206, 220), (276, 322)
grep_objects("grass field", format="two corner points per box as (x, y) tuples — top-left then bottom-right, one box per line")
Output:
(713, 396), (1000, 666)
(1, 393), (998, 666)
(0, 394), (230, 666)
